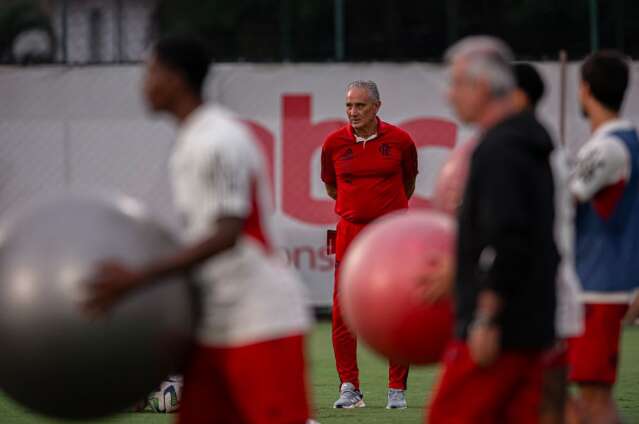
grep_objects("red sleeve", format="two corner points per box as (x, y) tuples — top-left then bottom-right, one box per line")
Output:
(401, 136), (418, 180)
(321, 139), (336, 185)
(592, 179), (627, 220)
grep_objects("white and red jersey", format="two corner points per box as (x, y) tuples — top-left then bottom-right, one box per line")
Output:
(170, 104), (311, 347)
(571, 119), (639, 300)
(571, 119), (631, 212)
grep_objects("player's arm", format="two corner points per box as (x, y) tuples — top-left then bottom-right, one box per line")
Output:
(420, 254), (455, 303)
(468, 289), (502, 367)
(321, 140), (338, 200)
(85, 144), (252, 314)
(570, 137), (630, 216)
(403, 176), (416, 199)
(84, 216), (244, 315)
(136, 216), (243, 281)
(402, 138), (419, 199)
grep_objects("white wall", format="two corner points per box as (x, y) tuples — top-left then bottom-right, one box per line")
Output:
(1, 62), (638, 305)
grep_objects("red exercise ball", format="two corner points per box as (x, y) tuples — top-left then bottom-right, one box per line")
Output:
(432, 139), (478, 216)
(339, 210), (455, 365)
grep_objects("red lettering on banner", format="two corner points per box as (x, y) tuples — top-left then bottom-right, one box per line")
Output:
(293, 246), (316, 270)
(282, 95), (344, 225)
(400, 118), (457, 209)
(282, 244), (335, 272)
(315, 246), (334, 272)
(244, 120), (276, 202)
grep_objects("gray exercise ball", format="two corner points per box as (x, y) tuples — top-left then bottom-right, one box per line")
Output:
(0, 192), (196, 420)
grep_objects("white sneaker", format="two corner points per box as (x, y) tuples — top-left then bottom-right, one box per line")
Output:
(333, 382), (365, 409)
(386, 388), (407, 409)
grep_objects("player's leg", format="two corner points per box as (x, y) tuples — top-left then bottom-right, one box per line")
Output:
(539, 342), (569, 424)
(388, 361), (409, 390)
(427, 340), (502, 423)
(331, 276), (364, 408)
(331, 219), (364, 407)
(387, 361), (409, 409)
(504, 351), (546, 424)
(568, 303), (628, 424)
(540, 367), (568, 424)
(578, 384), (622, 424)
(427, 341), (532, 424)
(221, 334), (311, 424)
(331, 267), (359, 389)
(177, 345), (238, 424)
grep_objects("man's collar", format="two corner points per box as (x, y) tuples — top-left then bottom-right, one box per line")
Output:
(354, 133), (378, 143)
(347, 117), (387, 142)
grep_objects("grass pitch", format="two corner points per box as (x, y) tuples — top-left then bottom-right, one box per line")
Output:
(0, 323), (637, 424)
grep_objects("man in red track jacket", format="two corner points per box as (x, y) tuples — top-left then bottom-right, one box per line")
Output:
(321, 80), (418, 410)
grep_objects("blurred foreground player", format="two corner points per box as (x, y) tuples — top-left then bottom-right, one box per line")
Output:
(426, 36), (558, 424)
(321, 80), (418, 409)
(513, 63), (584, 424)
(84, 36), (313, 424)
(428, 61), (583, 424)
(569, 50), (639, 424)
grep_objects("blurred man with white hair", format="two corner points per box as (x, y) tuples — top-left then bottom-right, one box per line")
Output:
(425, 36), (559, 423)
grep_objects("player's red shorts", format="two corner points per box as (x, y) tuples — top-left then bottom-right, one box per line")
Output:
(427, 340), (545, 424)
(177, 334), (310, 424)
(568, 303), (628, 385)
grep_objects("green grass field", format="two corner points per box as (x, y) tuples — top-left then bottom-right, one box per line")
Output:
(1, 323), (638, 424)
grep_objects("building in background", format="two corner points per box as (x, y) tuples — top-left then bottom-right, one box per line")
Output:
(0, 0), (53, 64)
(1, 0), (157, 64)
(47, 0), (157, 63)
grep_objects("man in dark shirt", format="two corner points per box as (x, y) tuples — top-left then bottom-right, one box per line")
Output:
(426, 36), (559, 424)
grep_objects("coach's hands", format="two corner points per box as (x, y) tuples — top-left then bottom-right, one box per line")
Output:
(419, 255), (455, 303)
(83, 261), (146, 316)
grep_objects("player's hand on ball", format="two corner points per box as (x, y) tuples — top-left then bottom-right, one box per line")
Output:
(419, 255), (455, 304)
(468, 321), (500, 368)
(83, 261), (145, 316)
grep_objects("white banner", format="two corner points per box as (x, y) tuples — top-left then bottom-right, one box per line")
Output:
(1, 62), (639, 306)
